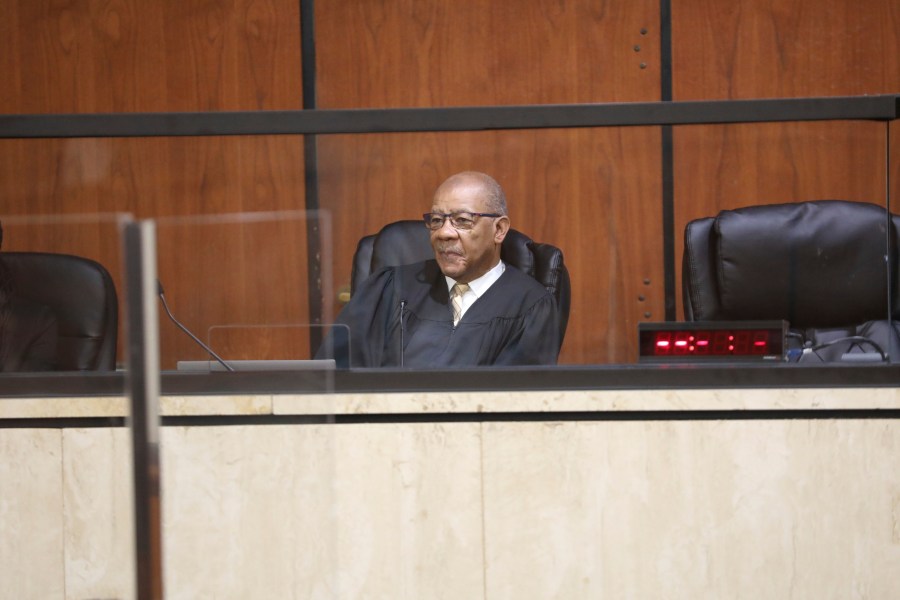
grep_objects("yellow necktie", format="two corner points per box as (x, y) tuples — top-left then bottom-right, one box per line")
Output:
(452, 283), (469, 325)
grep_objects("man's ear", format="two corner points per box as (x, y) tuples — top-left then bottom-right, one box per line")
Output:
(493, 216), (510, 244)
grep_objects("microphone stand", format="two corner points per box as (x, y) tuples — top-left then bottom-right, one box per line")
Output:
(884, 135), (898, 364)
(399, 300), (406, 367)
(157, 281), (235, 372)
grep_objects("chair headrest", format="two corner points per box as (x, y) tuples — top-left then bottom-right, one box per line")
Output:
(711, 200), (891, 327)
(500, 229), (536, 276)
(3, 252), (118, 370)
(370, 221), (433, 273)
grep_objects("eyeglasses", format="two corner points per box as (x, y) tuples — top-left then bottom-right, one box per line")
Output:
(423, 211), (502, 231)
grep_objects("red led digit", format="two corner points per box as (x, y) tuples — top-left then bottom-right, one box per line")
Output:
(673, 332), (691, 355)
(694, 332), (710, 354)
(712, 331), (729, 355)
(655, 332), (672, 355)
(751, 331), (768, 354)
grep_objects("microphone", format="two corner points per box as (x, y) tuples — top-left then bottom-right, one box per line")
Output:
(157, 280), (235, 372)
(399, 300), (406, 367)
(885, 197), (899, 364)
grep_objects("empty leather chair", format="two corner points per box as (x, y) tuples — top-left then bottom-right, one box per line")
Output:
(351, 220), (571, 342)
(682, 200), (899, 360)
(2, 252), (119, 371)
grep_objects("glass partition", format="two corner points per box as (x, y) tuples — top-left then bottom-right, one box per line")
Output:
(152, 210), (342, 372)
(314, 127), (660, 367)
(307, 119), (896, 368)
(0, 118), (895, 373)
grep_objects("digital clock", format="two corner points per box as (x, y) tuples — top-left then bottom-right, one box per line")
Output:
(638, 321), (786, 362)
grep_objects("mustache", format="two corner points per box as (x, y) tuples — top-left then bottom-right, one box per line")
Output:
(435, 244), (463, 254)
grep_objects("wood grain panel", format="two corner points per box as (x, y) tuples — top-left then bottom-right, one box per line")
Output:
(317, 0), (659, 108)
(672, 121), (889, 319)
(0, 135), (309, 368)
(672, 0), (900, 100)
(0, 0), (302, 113)
(162, 0), (303, 111)
(317, 127), (662, 365)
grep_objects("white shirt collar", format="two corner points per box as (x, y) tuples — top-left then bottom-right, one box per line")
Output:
(445, 260), (506, 298)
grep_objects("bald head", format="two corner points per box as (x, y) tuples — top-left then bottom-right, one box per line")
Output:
(434, 171), (508, 216)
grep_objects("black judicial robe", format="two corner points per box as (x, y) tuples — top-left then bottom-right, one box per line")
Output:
(319, 260), (561, 368)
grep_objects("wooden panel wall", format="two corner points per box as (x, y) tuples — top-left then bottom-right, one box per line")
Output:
(1, 0), (303, 113)
(0, 1), (305, 368)
(315, 0), (662, 364)
(1, 0), (898, 367)
(672, 0), (900, 100)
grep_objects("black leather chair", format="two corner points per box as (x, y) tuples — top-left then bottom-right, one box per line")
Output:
(351, 220), (571, 342)
(682, 200), (899, 360)
(3, 252), (118, 371)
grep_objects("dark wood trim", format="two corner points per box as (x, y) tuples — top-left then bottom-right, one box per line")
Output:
(299, 0), (324, 356)
(3, 362), (900, 398)
(660, 0), (676, 320)
(2, 96), (897, 139)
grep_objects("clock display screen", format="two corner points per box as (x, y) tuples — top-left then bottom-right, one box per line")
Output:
(652, 330), (769, 356)
(638, 321), (786, 362)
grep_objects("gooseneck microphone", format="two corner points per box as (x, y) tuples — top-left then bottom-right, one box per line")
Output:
(399, 300), (407, 367)
(157, 280), (235, 372)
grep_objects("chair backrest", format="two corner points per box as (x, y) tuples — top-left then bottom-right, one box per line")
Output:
(351, 220), (571, 341)
(682, 200), (898, 328)
(3, 252), (118, 371)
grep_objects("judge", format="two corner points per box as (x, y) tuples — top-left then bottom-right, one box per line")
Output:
(319, 171), (561, 368)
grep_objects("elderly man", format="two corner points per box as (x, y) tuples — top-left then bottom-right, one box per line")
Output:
(320, 171), (561, 368)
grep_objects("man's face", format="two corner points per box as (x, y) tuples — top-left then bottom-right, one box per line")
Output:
(429, 180), (509, 283)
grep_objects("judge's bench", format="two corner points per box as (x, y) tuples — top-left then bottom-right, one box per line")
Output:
(3, 365), (900, 598)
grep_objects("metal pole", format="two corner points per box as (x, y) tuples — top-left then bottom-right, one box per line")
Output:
(125, 220), (164, 599)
